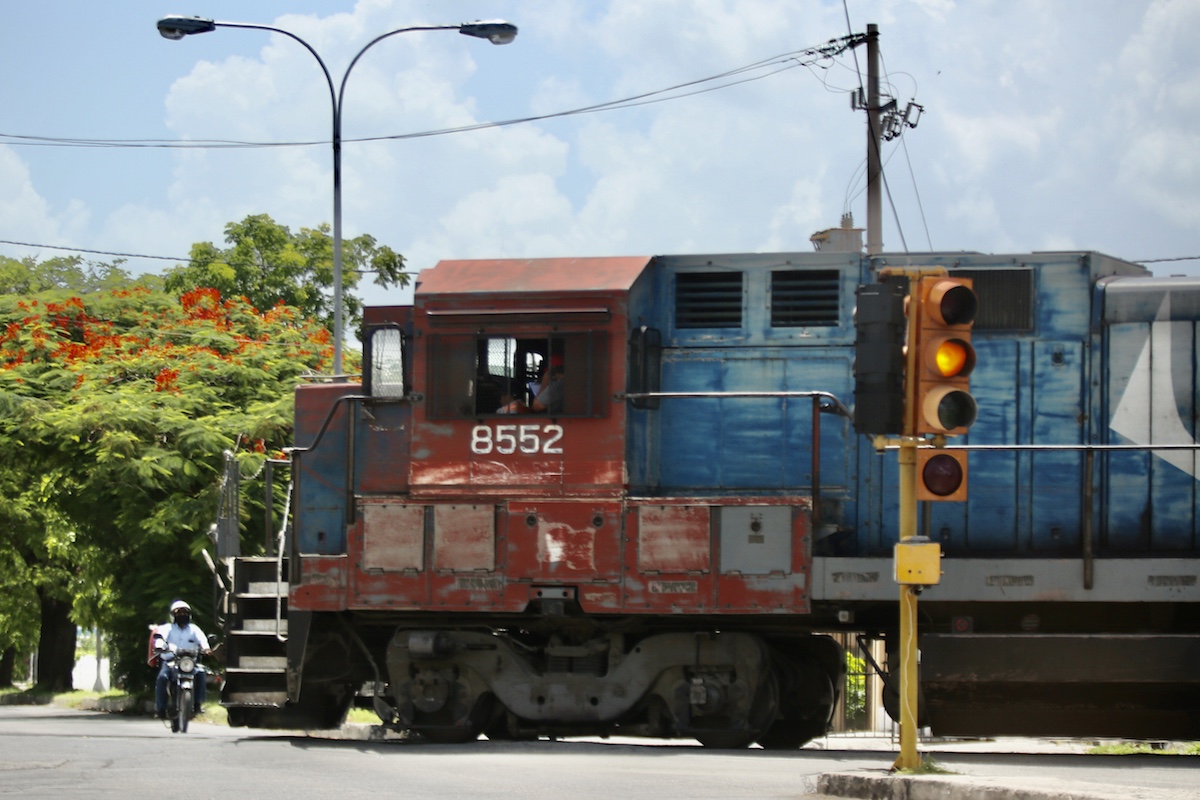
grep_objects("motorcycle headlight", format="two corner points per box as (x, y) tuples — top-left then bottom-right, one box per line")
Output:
(177, 655), (196, 673)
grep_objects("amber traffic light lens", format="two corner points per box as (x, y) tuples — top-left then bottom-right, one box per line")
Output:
(933, 338), (975, 378)
(921, 453), (965, 497)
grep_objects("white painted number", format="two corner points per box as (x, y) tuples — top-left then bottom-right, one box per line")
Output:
(542, 424), (564, 454)
(471, 424), (564, 455)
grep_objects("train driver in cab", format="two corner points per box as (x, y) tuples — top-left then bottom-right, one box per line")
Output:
(530, 353), (565, 413)
(498, 353), (564, 414)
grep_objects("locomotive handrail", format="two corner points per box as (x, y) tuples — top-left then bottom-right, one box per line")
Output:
(621, 389), (853, 419)
(282, 393), (370, 588)
(284, 393), (372, 456)
(621, 390), (852, 533)
(883, 442), (1200, 452)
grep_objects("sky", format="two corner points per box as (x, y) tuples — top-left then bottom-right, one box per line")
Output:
(2, 0), (1198, 311)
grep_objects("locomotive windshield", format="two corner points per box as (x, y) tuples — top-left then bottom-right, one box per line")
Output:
(367, 326), (406, 399)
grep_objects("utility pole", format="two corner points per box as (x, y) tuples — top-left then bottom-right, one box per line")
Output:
(866, 23), (883, 255)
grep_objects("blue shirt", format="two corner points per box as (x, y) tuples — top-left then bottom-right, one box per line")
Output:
(155, 621), (210, 655)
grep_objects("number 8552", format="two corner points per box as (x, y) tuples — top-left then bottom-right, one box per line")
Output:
(470, 423), (564, 455)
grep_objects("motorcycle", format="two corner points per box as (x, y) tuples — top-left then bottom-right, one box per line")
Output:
(162, 647), (204, 734)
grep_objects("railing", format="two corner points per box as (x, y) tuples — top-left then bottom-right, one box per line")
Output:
(622, 390), (852, 531)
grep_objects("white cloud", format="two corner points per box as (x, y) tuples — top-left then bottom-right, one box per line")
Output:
(3, 0), (1199, 280)
(0, 146), (92, 259)
(0, 147), (60, 243)
(763, 176), (827, 253)
(1113, 0), (1200, 229)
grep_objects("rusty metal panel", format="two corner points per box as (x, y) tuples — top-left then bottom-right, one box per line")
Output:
(471, 457), (564, 487)
(504, 502), (622, 581)
(290, 555), (348, 611)
(433, 504), (496, 572)
(637, 505), (711, 572)
(361, 503), (425, 572)
(416, 256), (651, 296)
(357, 400), (411, 494)
(714, 503), (811, 613)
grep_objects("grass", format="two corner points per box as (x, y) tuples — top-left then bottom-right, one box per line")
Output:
(346, 707), (382, 724)
(1088, 742), (1200, 756)
(1, 686), (227, 724)
(894, 757), (957, 775)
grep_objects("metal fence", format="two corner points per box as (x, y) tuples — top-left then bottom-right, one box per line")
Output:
(828, 632), (898, 739)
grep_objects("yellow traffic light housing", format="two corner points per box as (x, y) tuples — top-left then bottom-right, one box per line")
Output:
(911, 277), (977, 436)
(894, 536), (942, 586)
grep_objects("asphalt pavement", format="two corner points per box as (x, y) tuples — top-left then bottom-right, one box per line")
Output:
(22, 696), (1197, 800)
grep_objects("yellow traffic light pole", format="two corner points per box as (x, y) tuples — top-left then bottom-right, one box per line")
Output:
(873, 432), (930, 770)
(894, 268), (925, 771)
(895, 436), (922, 770)
(870, 268), (973, 771)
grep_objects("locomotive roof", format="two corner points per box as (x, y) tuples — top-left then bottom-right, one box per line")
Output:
(416, 256), (653, 296)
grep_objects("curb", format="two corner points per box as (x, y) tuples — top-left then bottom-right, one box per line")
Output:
(75, 696), (141, 713)
(817, 771), (1126, 800)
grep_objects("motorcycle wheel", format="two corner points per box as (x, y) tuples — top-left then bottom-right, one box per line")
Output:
(178, 686), (193, 734)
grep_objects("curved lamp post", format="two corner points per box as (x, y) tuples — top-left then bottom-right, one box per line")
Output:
(158, 15), (518, 378)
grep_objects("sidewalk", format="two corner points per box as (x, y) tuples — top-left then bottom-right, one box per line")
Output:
(813, 735), (1195, 800)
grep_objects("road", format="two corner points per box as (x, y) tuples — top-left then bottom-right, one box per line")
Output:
(0, 704), (1195, 799)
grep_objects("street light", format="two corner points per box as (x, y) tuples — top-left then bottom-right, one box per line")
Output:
(157, 15), (518, 378)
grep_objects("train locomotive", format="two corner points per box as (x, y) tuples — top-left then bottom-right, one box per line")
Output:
(219, 247), (1200, 744)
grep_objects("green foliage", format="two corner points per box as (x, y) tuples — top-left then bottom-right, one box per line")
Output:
(0, 255), (162, 296)
(163, 213), (408, 340)
(843, 650), (868, 729)
(0, 265), (337, 692)
(895, 758), (956, 775)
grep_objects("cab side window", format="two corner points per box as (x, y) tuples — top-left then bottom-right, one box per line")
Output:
(427, 332), (606, 419)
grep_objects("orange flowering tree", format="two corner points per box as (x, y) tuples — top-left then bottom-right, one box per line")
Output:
(0, 281), (340, 690)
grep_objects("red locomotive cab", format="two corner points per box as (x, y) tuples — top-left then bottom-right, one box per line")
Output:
(406, 257), (649, 502)
(351, 257), (652, 612)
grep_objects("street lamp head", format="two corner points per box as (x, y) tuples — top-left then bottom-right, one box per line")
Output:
(459, 20), (518, 45)
(157, 15), (218, 40)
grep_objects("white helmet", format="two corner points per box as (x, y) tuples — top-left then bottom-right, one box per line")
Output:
(170, 600), (191, 615)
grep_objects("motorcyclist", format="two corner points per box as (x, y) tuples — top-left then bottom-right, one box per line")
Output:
(153, 599), (211, 720)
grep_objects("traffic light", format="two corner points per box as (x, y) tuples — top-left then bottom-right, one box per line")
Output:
(910, 276), (977, 436)
(916, 447), (968, 502)
(853, 281), (907, 435)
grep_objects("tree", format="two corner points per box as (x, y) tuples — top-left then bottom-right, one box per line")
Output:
(0, 254), (161, 296)
(0, 284), (337, 691)
(163, 213), (408, 343)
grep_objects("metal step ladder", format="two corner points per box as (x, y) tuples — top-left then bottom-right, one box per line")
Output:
(221, 556), (289, 709)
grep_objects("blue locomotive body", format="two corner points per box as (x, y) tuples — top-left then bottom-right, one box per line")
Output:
(632, 250), (1189, 556)
(221, 248), (1199, 742)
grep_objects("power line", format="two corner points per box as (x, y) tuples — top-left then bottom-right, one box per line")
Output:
(0, 37), (863, 152)
(0, 237), (426, 276)
(1135, 256), (1200, 264)
(899, 134), (933, 250)
(0, 238), (188, 263)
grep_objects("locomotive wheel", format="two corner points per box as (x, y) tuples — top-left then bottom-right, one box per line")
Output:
(757, 669), (834, 749)
(482, 709), (537, 742)
(412, 693), (494, 744)
(693, 670), (779, 750)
